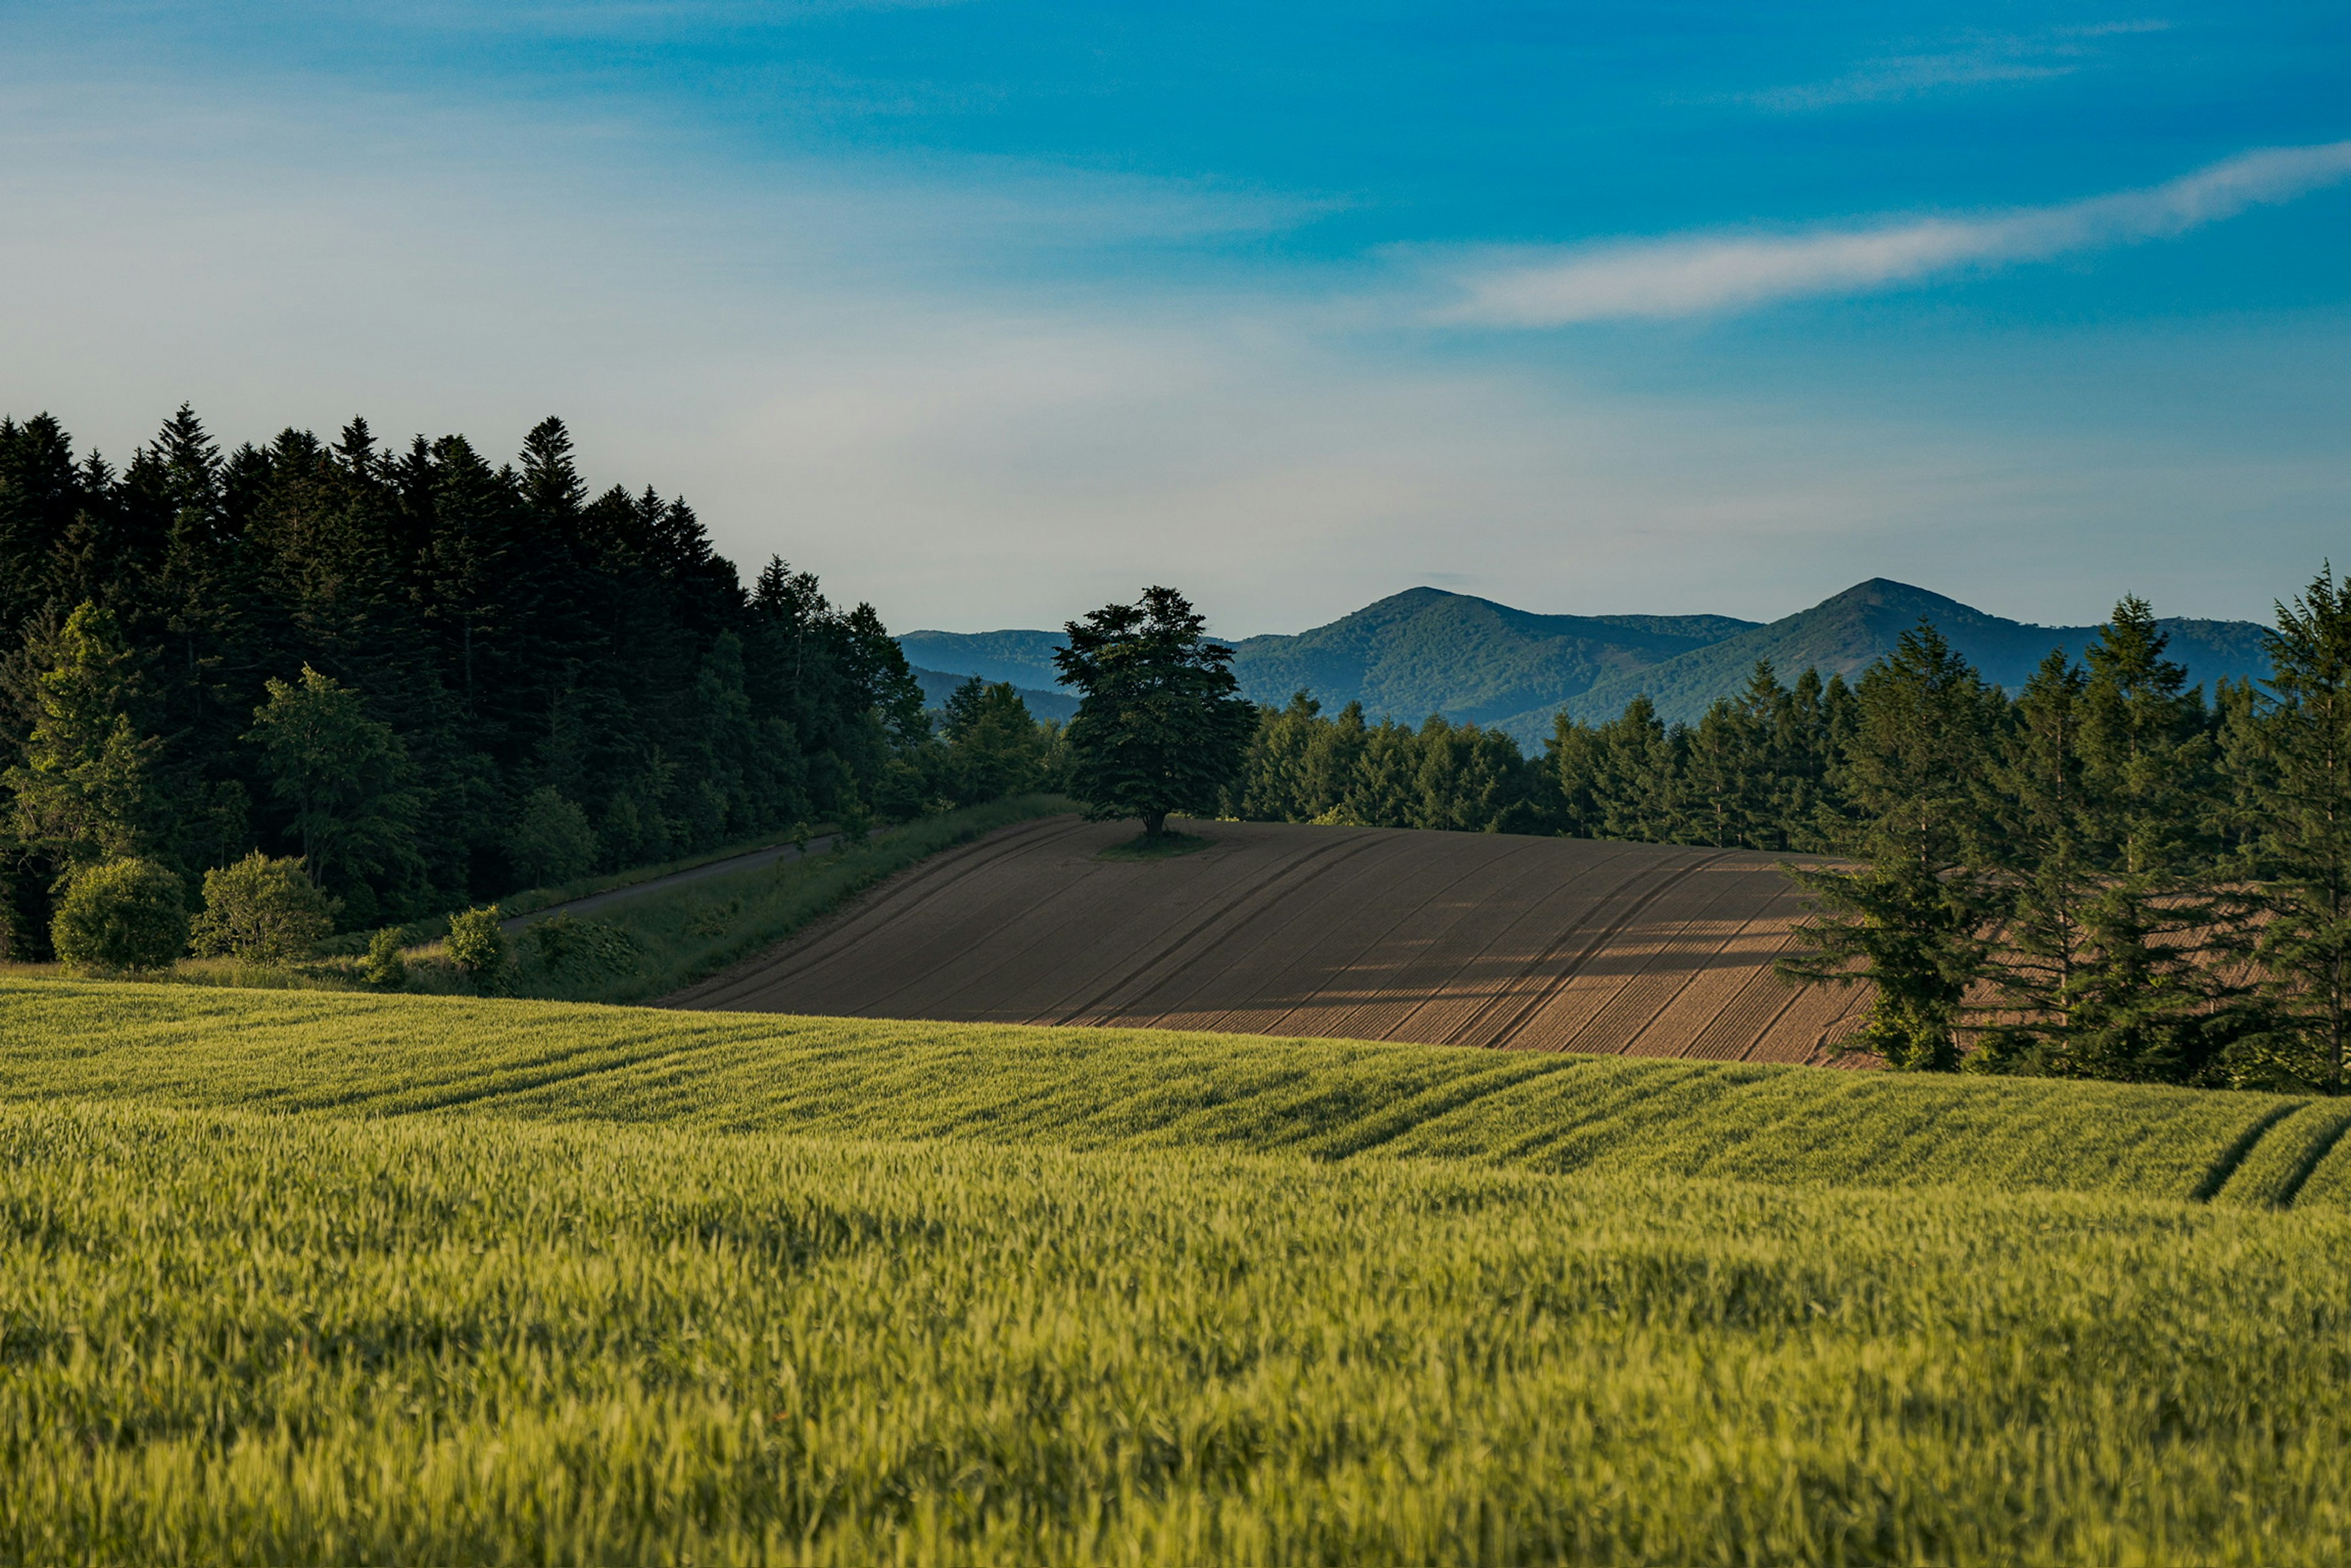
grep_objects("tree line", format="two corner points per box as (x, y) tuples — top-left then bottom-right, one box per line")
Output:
(0, 407), (1056, 958)
(1219, 584), (2351, 1093)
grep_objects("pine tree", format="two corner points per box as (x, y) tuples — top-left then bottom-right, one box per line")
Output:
(2057, 598), (2242, 1082)
(1779, 621), (2003, 1070)
(2233, 569), (2351, 1089)
(1976, 649), (2096, 1071)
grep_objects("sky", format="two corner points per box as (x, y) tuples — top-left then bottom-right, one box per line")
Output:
(2, 2), (2347, 636)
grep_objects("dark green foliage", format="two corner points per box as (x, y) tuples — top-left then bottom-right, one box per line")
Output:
(246, 666), (421, 903)
(361, 927), (408, 991)
(1055, 587), (1255, 838)
(444, 906), (509, 992)
(2050, 600), (2249, 1081)
(2229, 569), (2351, 1090)
(1976, 650), (2099, 1071)
(3, 603), (167, 877)
(189, 851), (336, 962)
(1777, 623), (2006, 1070)
(519, 912), (641, 984)
(50, 857), (188, 972)
(0, 408), (973, 940)
(940, 678), (1052, 805)
(504, 787), (598, 889)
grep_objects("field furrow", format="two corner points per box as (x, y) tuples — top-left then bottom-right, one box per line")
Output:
(674, 815), (1853, 1060)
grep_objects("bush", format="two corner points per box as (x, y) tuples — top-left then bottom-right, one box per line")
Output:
(189, 852), (336, 963)
(506, 787), (598, 889)
(50, 858), (189, 973)
(361, 928), (408, 990)
(521, 913), (642, 983)
(445, 906), (511, 992)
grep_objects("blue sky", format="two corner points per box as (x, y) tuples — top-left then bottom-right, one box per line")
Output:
(2, 2), (2346, 634)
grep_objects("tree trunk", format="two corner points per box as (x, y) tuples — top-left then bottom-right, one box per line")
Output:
(1142, 811), (1168, 839)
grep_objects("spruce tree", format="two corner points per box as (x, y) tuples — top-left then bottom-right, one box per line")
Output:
(2060, 598), (2242, 1082)
(1778, 621), (2003, 1070)
(2233, 569), (2351, 1089)
(1976, 649), (2096, 1071)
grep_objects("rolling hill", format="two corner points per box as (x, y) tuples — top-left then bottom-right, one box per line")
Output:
(665, 813), (1868, 1061)
(15, 977), (2351, 1558)
(905, 580), (2271, 742)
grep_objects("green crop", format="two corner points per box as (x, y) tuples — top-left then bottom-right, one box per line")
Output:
(15, 979), (2351, 1562)
(0, 979), (2308, 1203)
(8, 1098), (2351, 1564)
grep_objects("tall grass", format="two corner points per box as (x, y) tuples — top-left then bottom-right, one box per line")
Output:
(7, 1098), (2351, 1564)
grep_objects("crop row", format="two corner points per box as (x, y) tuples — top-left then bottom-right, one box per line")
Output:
(7, 1097), (2351, 1564)
(7, 980), (2344, 1207)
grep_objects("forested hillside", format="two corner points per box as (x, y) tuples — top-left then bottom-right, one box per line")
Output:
(903, 589), (1759, 721)
(1222, 588), (1752, 726)
(906, 580), (2271, 739)
(1570, 577), (2274, 729)
(0, 407), (959, 955)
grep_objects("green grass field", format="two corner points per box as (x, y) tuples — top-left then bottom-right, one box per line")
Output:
(12, 981), (2351, 1562)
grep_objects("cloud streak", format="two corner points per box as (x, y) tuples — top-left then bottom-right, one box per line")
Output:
(1733, 21), (2170, 113)
(1443, 141), (2351, 327)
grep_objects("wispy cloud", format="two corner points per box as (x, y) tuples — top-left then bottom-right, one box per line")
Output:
(1734, 21), (2171, 112)
(1441, 141), (2351, 327)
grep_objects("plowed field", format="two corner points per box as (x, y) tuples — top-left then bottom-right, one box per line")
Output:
(665, 816), (1869, 1062)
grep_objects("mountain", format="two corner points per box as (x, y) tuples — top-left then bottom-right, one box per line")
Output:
(901, 587), (1757, 730)
(1564, 579), (2273, 731)
(1221, 588), (1754, 725)
(898, 630), (1065, 691)
(902, 580), (2273, 746)
(907, 664), (1079, 722)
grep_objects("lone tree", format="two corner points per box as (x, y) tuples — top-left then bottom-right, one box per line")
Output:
(1054, 586), (1254, 839)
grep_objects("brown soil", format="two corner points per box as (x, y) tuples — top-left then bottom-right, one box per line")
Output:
(662, 815), (1872, 1063)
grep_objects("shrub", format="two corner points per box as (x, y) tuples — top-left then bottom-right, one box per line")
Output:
(189, 852), (336, 963)
(50, 858), (189, 972)
(445, 906), (511, 992)
(361, 928), (408, 990)
(521, 913), (641, 983)
(506, 787), (598, 889)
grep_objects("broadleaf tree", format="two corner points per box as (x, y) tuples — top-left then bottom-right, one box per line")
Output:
(1054, 586), (1254, 839)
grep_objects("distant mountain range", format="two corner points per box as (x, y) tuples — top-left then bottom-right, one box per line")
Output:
(901, 579), (2274, 743)
(905, 663), (1079, 722)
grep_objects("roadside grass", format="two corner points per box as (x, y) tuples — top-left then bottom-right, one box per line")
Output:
(9, 1095), (2351, 1564)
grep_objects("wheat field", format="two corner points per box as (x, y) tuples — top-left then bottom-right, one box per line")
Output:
(11, 980), (2351, 1562)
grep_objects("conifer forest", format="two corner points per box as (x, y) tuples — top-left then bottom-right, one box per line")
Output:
(7, 406), (2351, 1094)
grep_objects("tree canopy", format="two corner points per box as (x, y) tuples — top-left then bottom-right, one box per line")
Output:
(1054, 587), (1254, 839)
